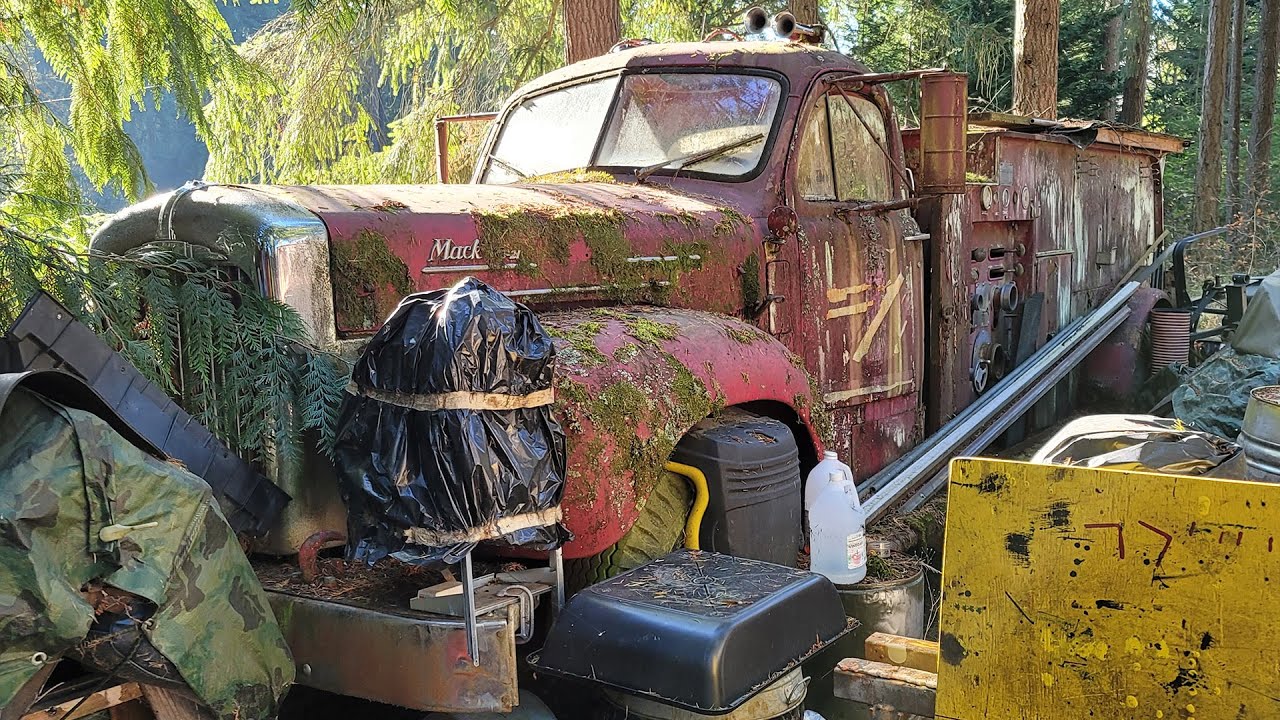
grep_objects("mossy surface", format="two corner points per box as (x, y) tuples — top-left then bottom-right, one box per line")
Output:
(473, 206), (625, 277)
(740, 251), (762, 313)
(713, 207), (751, 237)
(546, 321), (607, 366)
(524, 169), (617, 184)
(547, 311), (722, 504)
(726, 326), (763, 344)
(330, 229), (414, 329)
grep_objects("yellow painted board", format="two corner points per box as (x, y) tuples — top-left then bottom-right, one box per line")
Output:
(937, 458), (1280, 720)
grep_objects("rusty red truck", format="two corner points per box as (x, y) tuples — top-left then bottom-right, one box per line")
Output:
(92, 23), (1181, 718)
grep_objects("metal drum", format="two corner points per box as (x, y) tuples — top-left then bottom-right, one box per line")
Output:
(1241, 386), (1280, 482)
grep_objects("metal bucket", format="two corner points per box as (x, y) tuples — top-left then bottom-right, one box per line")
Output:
(1240, 386), (1280, 482)
(803, 568), (927, 720)
(1149, 308), (1191, 374)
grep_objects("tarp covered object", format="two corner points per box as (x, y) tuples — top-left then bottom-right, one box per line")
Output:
(1231, 269), (1280, 359)
(1172, 347), (1280, 438)
(0, 371), (293, 718)
(335, 277), (568, 564)
(1032, 414), (1238, 475)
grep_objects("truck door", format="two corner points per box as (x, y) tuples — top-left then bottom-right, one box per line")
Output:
(787, 83), (922, 476)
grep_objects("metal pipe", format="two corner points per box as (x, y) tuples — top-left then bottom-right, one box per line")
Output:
(434, 119), (450, 184)
(433, 112), (498, 183)
(550, 546), (566, 618)
(461, 551), (480, 666)
(823, 68), (948, 86)
(860, 282), (1140, 521)
(897, 306), (1133, 515)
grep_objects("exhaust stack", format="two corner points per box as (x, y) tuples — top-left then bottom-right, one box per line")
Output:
(771, 11), (825, 44)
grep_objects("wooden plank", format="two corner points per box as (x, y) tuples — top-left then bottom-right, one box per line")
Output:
(109, 700), (154, 720)
(20, 683), (143, 720)
(864, 632), (940, 673)
(938, 458), (1280, 719)
(140, 686), (215, 720)
(833, 658), (937, 718)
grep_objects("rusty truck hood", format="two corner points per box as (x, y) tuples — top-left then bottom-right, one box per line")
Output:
(254, 181), (759, 335)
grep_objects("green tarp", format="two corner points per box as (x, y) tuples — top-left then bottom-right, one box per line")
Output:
(0, 372), (293, 718)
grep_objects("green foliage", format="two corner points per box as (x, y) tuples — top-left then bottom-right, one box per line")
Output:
(0, 0), (259, 204)
(0, 184), (349, 465)
(206, 0), (568, 184)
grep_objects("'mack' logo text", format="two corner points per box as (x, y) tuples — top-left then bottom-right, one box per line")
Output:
(429, 238), (481, 262)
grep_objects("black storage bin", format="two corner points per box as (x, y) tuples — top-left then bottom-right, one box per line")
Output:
(530, 549), (851, 714)
(672, 409), (802, 566)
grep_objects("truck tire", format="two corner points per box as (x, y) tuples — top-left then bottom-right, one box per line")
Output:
(566, 468), (693, 589)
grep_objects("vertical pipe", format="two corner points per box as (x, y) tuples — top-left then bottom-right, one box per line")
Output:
(461, 551), (479, 666)
(435, 119), (450, 184)
(551, 547), (566, 618)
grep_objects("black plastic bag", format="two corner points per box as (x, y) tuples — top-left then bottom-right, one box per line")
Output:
(335, 277), (569, 564)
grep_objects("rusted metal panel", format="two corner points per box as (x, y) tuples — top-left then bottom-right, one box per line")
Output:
(259, 183), (762, 335)
(785, 79), (923, 480)
(267, 591), (519, 713)
(918, 72), (968, 194)
(1084, 287), (1168, 399)
(903, 125), (1176, 432)
(541, 306), (820, 557)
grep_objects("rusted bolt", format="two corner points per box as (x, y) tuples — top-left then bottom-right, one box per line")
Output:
(299, 530), (346, 583)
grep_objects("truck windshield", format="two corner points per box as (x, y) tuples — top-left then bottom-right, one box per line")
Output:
(482, 73), (783, 183)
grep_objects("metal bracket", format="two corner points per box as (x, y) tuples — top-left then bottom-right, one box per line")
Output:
(498, 585), (536, 643)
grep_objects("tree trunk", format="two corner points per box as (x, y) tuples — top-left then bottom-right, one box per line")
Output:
(1102, 5), (1122, 122)
(1120, 0), (1152, 126)
(564, 0), (621, 65)
(1012, 0), (1060, 119)
(1226, 0), (1246, 219)
(789, 0), (820, 25)
(1192, 0), (1232, 232)
(1246, 0), (1280, 234)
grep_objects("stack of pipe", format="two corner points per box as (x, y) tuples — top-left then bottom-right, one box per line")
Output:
(859, 282), (1140, 522)
(1148, 308), (1192, 374)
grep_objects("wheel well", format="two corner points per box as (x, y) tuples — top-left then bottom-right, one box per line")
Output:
(731, 400), (820, 474)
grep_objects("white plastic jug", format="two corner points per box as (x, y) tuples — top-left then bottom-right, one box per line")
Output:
(809, 470), (867, 585)
(804, 451), (855, 535)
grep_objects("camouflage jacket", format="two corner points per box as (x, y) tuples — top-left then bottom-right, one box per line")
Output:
(0, 372), (293, 718)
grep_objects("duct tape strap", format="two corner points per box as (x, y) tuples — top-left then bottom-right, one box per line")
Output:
(346, 384), (554, 411)
(403, 507), (564, 546)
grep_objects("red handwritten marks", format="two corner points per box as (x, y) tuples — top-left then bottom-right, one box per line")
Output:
(1085, 523), (1125, 559)
(1138, 521), (1173, 566)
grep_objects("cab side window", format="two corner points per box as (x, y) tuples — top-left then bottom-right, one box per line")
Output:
(795, 91), (893, 202)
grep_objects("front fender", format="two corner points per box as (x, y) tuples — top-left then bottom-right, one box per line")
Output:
(543, 307), (823, 558)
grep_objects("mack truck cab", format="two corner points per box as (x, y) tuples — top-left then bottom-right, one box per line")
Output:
(91, 30), (1181, 718)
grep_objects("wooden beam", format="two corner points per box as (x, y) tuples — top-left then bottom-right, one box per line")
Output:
(21, 683), (143, 720)
(140, 686), (215, 720)
(864, 632), (940, 674)
(833, 658), (937, 718)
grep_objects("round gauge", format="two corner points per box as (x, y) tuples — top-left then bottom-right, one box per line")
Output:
(981, 185), (995, 210)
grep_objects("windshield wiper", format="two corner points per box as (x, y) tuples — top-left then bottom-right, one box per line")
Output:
(634, 132), (765, 183)
(488, 154), (530, 180)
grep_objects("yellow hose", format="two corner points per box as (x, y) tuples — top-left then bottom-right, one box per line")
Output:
(664, 461), (710, 550)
